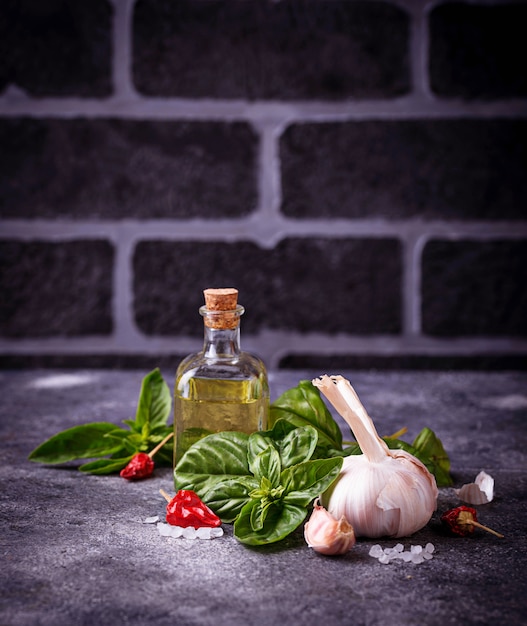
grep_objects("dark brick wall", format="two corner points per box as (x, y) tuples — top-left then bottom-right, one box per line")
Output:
(1, 0), (526, 371)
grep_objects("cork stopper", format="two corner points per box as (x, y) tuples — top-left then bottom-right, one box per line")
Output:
(202, 288), (242, 329)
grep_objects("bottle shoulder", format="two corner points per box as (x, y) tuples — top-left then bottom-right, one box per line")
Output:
(175, 350), (268, 383)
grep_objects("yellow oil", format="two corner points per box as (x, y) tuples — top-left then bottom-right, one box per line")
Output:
(174, 376), (269, 463)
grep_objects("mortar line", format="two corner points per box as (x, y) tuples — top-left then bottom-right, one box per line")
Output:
(2, 219), (527, 244)
(110, 0), (137, 100)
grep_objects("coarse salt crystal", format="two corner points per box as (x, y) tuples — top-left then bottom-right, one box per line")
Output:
(425, 543), (435, 553)
(410, 545), (423, 554)
(196, 527), (213, 539)
(369, 544), (384, 558)
(182, 527), (197, 539)
(143, 516), (159, 524)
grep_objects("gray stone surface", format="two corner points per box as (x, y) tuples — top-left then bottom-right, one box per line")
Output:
(1, 369), (527, 626)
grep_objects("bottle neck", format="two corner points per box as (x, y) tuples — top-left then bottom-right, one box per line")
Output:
(200, 304), (244, 359)
(202, 325), (241, 359)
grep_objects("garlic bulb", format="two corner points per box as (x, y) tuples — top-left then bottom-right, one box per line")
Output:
(304, 499), (356, 555)
(313, 375), (438, 539)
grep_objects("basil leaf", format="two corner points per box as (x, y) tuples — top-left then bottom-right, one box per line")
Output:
(204, 477), (259, 522)
(174, 431), (250, 496)
(270, 380), (343, 454)
(249, 498), (275, 532)
(255, 421), (318, 467)
(281, 457), (343, 503)
(234, 499), (307, 545)
(79, 456), (134, 475)
(412, 427), (453, 487)
(247, 433), (276, 470)
(248, 438), (281, 487)
(28, 423), (126, 464)
(277, 425), (318, 468)
(134, 368), (172, 434)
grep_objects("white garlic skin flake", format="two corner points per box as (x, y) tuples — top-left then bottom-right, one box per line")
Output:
(313, 375), (438, 539)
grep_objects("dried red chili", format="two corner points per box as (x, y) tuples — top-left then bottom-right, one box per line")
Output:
(120, 432), (174, 481)
(441, 505), (504, 538)
(162, 489), (221, 528)
(120, 452), (155, 480)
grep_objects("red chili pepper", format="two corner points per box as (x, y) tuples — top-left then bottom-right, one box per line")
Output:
(441, 505), (504, 538)
(163, 489), (221, 528)
(120, 452), (155, 480)
(120, 432), (174, 481)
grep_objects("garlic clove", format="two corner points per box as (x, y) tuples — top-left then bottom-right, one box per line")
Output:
(454, 470), (494, 505)
(304, 500), (356, 556)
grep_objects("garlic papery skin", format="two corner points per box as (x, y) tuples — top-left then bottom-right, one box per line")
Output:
(313, 375), (438, 539)
(304, 500), (356, 555)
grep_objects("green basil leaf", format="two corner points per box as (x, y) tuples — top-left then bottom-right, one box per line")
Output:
(248, 441), (281, 487)
(412, 427), (453, 487)
(249, 498), (275, 532)
(134, 368), (172, 434)
(247, 432), (276, 469)
(281, 457), (343, 500)
(270, 380), (343, 454)
(174, 431), (250, 497)
(28, 423), (126, 464)
(234, 500), (307, 545)
(276, 425), (318, 468)
(79, 456), (134, 475)
(204, 477), (259, 522)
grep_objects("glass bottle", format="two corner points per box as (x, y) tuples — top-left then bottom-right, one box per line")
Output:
(173, 288), (269, 465)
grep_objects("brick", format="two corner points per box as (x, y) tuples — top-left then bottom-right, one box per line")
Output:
(429, 3), (527, 99)
(280, 119), (527, 219)
(0, 240), (114, 337)
(133, 0), (410, 99)
(133, 238), (402, 336)
(0, 118), (257, 218)
(421, 240), (527, 337)
(0, 0), (112, 97)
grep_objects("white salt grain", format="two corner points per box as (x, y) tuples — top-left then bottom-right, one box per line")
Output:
(394, 543), (404, 552)
(143, 516), (159, 524)
(196, 527), (213, 539)
(369, 544), (384, 558)
(157, 523), (173, 536)
(182, 527), (197, 539)
(425, 543), (435, 553)
(210, 527), (224, 538)
(410, 544), (423, 554)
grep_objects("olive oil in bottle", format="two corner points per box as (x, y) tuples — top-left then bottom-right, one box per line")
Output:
(174, 288), (269, 465)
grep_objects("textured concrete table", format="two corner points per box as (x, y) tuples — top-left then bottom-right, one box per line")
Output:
(1, 369), (526, 626)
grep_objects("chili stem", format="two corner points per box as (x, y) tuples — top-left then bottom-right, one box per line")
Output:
(148, 431), (174, 458)
(386, 426), (408, 440)
(467, 519), (504, 538)
(159, 488), (172, 503)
